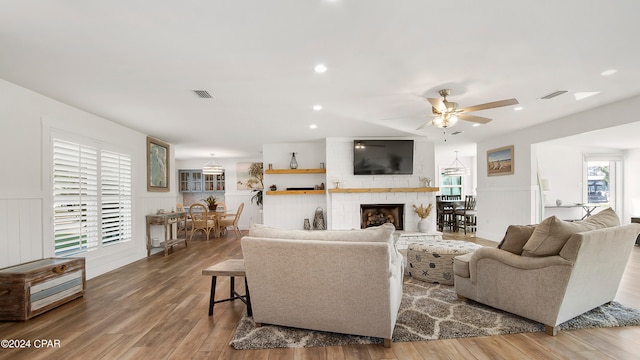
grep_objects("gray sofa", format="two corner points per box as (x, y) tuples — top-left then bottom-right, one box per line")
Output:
(241, 223), (403, 347)
(454, 208), (640, 335)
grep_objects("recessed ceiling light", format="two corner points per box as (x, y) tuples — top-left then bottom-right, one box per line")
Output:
(574, 92), (600, 101)
(472, 123), (481, 127)
(514, 106), (523, 111)
(310, 124), (318, 129)
(313, 105), (323, 111)
(601, 69), (617, 76)
(314, 64), (327, 73)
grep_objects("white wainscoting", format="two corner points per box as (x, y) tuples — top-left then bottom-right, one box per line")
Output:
(0, 198), (43, 269)
(476, 186), (538, 242)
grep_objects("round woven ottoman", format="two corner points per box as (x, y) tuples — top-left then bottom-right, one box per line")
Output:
(407, 239), (482, 285)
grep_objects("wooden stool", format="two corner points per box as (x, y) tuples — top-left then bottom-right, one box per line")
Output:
(201, 259), (252, 317)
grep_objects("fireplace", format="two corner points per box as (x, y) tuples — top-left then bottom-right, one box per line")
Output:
(360, 204), (404, 230)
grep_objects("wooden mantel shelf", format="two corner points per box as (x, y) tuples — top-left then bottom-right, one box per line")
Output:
(329, 187), (439, 193)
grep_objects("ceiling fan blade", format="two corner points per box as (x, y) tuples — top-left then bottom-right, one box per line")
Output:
(458, 114), (492, 124)
(416, 119), (433, 130)
(427, 97), (446, 112)
(459, 98), (519, 113)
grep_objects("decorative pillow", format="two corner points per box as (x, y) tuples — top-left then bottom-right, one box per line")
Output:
(583, 207), (619, 228)
(497, 224), (537, 255)
(521, 216), (598, 257)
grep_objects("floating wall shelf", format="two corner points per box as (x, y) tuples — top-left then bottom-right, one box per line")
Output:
(266, 190), (325, 195)
(328, 187), (439, 193)
(265, 168), (326, 174)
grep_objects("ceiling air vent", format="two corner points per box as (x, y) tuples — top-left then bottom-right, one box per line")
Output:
(540, 90), (568, 100)
(193, 90), (213, 98)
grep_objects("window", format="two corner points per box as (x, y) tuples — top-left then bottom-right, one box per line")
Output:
(583, 153), (622, 213)
(440, 174), (462, 196)
(52, 138), (132, 255)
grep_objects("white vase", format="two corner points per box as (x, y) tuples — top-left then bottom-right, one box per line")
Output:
(418, 218), (430, 233)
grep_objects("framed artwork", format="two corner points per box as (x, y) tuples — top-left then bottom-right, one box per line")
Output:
(236, 162), (263, 190)
(487, 145), (514, 176)
(147, 137), (170, 192)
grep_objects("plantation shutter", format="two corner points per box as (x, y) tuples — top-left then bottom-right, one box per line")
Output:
(101, 150), (132, 245)
(52, 139), (99, 255)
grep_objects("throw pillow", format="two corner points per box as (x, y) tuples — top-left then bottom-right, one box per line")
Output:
(497, 224), (537, 255)
(583, 207), (620, 228)
(521, 216), (598, 257)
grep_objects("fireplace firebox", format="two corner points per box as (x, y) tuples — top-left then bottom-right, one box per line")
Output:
(360, 204), (404, 230)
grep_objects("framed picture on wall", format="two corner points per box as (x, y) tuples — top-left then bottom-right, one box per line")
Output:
(147, 136), (170, 192)
(487, 145), (514, 176)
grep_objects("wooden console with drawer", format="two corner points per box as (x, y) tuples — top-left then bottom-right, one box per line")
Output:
(0, 257), (86, 321)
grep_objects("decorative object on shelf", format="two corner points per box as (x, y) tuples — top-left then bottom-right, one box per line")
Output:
(147, 136), (170, 192)
(419, 177), (432, 187)
(156, 209), (165, 214)
(413, 203), (434, 233)
(556, 199), (562, 206)
(320, 182), (325, 190)
(320, 162), (325, 169)
(313, 207), (326, 230)
(203, 195), (218, 210)
(304, 218), (311, 230)
(203, 153), (224, 175)
(268, 163), (273, 170)
(333, 178), (342, 189)
(289, 152), (298, 169)
(269, 184), (277, 191)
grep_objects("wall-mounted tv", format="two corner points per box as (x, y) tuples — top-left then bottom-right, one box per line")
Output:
(353, 140), (414, 175)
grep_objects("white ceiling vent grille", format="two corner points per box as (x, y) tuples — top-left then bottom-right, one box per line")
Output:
(540, 90), (568, 100)
(193, 90), (213, 98)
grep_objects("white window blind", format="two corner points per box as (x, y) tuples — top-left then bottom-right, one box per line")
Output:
(52, 138), (133, 255)
(101, 150), (132, 246)
(53, 139), (99, 255)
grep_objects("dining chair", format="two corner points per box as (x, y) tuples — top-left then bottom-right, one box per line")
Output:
(436, 196), (457, 231)
(189, 203), (216, 240)
(454, 195), (477, 234)
(217, 202), (244, 239)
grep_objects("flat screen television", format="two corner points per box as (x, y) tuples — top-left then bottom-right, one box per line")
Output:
(353, 140), (414, 175)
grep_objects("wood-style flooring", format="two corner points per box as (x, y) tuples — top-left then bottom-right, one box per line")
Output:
(1, 230), (639, 360)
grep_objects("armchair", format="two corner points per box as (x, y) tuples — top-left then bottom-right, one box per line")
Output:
(454, 209), (640, 335)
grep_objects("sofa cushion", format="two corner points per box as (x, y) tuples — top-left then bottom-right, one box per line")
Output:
(583, 207), (620, 228)
(249, 223), (395, 243)
(522, 216), (599, 257)
(497, 224), (537, 255)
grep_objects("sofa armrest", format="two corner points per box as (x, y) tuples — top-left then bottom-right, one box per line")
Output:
(469, 247), (572, 283)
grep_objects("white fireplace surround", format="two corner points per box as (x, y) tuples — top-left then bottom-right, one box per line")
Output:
(263, 138), (437, 233)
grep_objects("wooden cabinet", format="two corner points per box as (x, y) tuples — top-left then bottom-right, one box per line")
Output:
(179, 170), (203, 192)
(264, 168), (326, 195)
(180, 170), (226, 192)
(0, 258), (85, 321)
(204, 173), (225, 191)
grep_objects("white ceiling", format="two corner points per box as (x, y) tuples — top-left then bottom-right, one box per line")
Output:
(2, 0), (640, 160)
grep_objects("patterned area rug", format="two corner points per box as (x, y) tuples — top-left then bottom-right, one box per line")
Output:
(230, 279), (640, 349)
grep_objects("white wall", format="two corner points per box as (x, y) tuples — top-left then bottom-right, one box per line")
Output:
(624, 148), (640, 218)
(262, 142), (327, 229)
(175, 157), (263, 229)
(0, 78), (177, 279)
(477, 94), (640, 241)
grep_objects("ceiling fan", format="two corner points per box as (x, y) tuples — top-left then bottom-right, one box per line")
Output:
(417, 89), (519, 130)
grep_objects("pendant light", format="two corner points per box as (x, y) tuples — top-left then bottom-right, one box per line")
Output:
(442, 151), (469, 175)
(203, 154), (224, 175)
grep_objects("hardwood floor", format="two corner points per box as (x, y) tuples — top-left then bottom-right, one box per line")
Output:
(1, 230), (639, 360)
